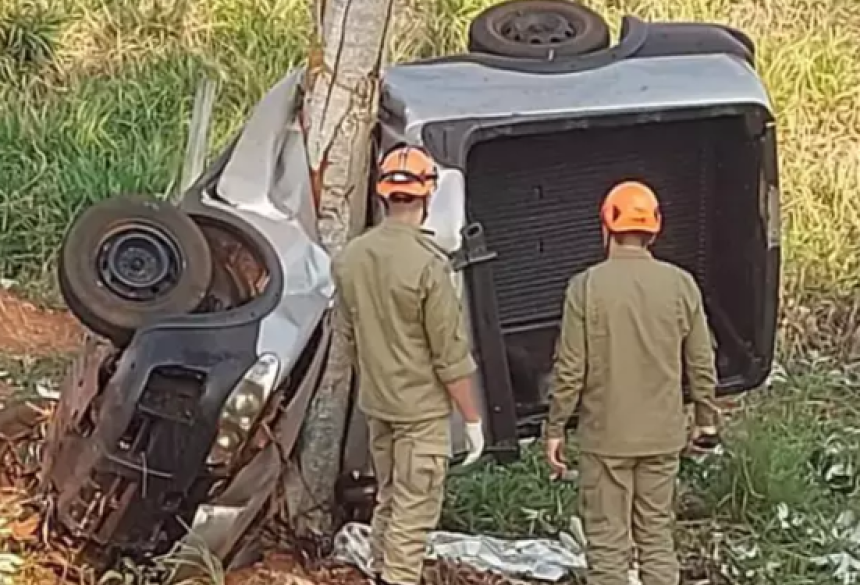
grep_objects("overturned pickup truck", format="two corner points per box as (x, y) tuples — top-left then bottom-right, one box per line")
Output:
(38, 0), (780, 570)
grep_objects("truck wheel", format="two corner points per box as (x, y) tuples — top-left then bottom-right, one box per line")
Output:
(58, 195), (213, 346)
(468, 0), (610, 60)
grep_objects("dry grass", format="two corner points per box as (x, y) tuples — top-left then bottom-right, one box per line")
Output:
(0, 487), (229, 585)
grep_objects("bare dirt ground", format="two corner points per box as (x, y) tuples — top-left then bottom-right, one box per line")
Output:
(0, 290), (83, 357)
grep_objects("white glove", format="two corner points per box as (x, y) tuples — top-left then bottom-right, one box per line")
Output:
(462, 420), (485, 467)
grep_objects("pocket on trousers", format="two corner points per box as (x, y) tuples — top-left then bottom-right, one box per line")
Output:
(578, 456), (608, 533)
(408, 444), (449, 494)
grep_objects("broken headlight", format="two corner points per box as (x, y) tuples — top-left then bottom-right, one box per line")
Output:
(207, 353), (280, 466)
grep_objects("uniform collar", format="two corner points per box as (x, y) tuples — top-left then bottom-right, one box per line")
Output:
(607, 244), (653, 260)
(381, 217), (422, 233)
(381, 218), (435, 236)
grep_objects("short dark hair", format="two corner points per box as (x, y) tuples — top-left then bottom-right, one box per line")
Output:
(612, 231), (653, 247)
(388, 192), (421, 204)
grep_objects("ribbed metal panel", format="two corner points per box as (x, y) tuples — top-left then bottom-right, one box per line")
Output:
(466, 117), (719, 327)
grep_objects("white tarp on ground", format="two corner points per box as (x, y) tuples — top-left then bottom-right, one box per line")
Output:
(332, 522), (643, 585)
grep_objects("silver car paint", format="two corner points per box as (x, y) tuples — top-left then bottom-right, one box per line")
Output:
(382, 54), (771, 138)
(203, 71), (334, 386)
(195, 51), (775, 471)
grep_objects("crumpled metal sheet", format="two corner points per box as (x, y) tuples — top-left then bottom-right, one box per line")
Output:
(332, 522), (643, 584)
(427, 531), (587, 581)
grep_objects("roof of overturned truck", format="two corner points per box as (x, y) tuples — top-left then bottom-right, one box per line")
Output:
(381, 16), (775, 148)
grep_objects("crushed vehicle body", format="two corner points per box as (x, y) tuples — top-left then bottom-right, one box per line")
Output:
(38, 0), (780, 569)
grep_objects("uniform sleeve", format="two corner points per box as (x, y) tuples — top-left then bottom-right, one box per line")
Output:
(681, 274), (719, 427)
(545, 274), (587, 440)
(331, 258), (356, 365)
(421, 259), (477, 384)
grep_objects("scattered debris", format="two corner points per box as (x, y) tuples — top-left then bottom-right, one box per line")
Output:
(812, 429), (860, 493)
(332, 521), (647, 585)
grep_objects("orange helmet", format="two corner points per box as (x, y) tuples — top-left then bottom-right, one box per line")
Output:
(600, 181), (662, 234)
(377, 144), (438, 199)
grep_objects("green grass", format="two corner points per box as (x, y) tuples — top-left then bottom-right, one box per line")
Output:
(443, 362), (860, 584)
(0, 0), (313, 278)
(0, 353), (73, 398)
(443, 443), (579, 537)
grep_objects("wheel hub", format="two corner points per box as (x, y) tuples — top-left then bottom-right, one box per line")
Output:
(500, 12), (577, 46)
(98, 225), (181, 302)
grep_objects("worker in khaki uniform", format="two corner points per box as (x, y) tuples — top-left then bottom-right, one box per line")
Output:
(332, 144), (486, 585)
(544, 181), (721, 585)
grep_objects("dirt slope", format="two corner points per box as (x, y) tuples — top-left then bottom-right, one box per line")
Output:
(0, 290), (82, 357)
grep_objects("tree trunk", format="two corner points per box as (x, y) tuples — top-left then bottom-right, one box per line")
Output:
(285, 0), (396, 537)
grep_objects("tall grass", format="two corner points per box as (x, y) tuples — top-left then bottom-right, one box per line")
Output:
(1, 0), (858, 341)
(443, 363), (860, 584)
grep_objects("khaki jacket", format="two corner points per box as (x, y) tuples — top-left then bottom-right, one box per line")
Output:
(545, 245), (719, 456)
(332, 219), (477, 423)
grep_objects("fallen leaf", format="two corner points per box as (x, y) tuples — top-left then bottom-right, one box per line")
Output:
(10, 514), (41, 541)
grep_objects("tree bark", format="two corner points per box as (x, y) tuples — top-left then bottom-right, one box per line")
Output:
(285, 0), (396, 537)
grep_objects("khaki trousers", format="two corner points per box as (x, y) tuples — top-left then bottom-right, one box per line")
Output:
(367, 416), (450, 585)
(579, 452), (681, 585)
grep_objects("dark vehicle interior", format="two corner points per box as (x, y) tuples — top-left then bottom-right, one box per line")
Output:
(461, 110), (777, 428)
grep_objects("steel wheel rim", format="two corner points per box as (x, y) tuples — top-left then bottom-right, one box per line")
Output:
(97, 224), (182, 302)
(499, 11), (578, 46)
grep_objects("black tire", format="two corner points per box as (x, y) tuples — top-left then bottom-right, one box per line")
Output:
(58, 195), (213, 346)
(468, 0), (610, 60)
